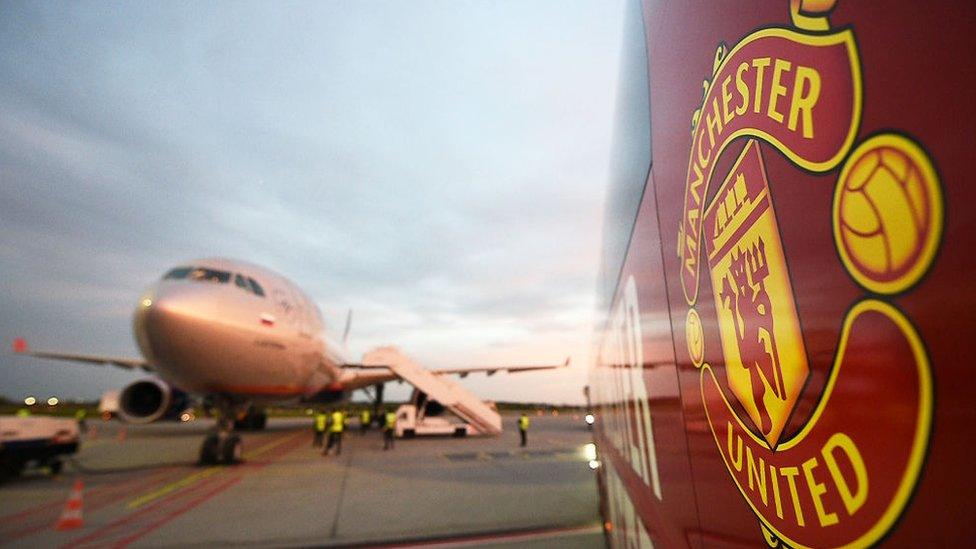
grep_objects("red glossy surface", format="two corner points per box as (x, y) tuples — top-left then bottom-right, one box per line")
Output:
(592, 1), (976, 547)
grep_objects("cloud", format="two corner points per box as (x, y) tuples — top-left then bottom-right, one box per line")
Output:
(0, 0), (625, 403)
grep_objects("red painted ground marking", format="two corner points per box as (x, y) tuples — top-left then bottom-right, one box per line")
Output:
(0, 467), (181, 526)
(0, 467), (185, 543)
(0, 497), (63, 526)
(60, 432), (305, 549)
(113, 475), (244, 548)
(367, 523), (605, 548)
(61, 475), (228, 549)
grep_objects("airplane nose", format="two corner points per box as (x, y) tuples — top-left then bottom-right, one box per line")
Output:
(133, 284), (216, 368)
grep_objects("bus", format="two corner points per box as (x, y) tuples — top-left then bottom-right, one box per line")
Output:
(589, 1), (974, 547)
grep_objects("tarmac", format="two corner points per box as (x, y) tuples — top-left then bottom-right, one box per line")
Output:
(0, 414), (604, 548)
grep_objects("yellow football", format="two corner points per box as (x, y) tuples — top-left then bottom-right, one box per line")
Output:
(833, 134), (942, 294)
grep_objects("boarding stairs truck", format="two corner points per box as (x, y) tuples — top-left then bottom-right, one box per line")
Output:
(0, 415), (80, 480)
(395, 403), (470, 437)
(394, 393), (499, 437)
(362, 347), (503, 437)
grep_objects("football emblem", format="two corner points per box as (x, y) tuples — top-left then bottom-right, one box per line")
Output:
(833, 133), (943, 294)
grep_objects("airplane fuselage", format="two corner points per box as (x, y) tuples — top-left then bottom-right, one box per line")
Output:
(15, 256), (563, 463)
(132, 258), (346, 401)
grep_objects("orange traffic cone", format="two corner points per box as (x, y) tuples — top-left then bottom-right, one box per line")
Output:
(117, 426), (127, 443)
(54, 479), (84, 530)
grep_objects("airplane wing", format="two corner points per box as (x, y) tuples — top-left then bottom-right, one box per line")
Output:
(427, 357), (571, 378)
(11, 338), (153, 372)
(339, 356), (570, 385)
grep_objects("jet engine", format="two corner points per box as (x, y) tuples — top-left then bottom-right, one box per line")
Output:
(118, 378), (189, 424)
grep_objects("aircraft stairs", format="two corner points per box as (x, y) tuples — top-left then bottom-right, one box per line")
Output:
(362, 347), (503, 435)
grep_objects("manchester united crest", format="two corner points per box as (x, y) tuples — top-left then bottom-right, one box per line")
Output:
(677, 1), (942, 547)
(704, 141), (808, 449)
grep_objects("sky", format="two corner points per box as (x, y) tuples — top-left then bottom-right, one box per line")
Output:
(0, 1), (626, 405)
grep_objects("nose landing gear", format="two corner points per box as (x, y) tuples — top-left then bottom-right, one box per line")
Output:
(199, 433), (242, 465)
(199, 397), (247, 466)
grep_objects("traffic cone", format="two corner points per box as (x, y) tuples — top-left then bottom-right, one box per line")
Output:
(89, 424), (98, 439)
(117, 426), (127, 443)
(54, 479), (84, 531)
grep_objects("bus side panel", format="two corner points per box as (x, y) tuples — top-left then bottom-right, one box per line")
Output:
(644, 1), (975, 547)
(594, 166), (704, 548)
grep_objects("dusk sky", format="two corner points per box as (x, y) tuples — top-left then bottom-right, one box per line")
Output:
(0, 1), (627, 404)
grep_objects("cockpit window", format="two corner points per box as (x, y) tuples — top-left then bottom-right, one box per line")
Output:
(172, 266), (258, 291)
(188, 268), (231, 283)
(248, 277), (266, 297)
(163, 267), (193, 280)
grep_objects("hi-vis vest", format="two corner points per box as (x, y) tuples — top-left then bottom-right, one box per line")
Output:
(315, 413), (327, 431)
(385, 412), (396, 429)
(330, 411), (344, 433)
(361, 410), (370, 423)
(519, 415), (530, 430)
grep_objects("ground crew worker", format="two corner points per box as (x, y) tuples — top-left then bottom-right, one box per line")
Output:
(313, 410), (327, 447)
(360, 409), (371, 435)
(383, 409), (396, 450)
(324, 409), (345, 456)
(518, 412), (530, 447)
(16, 407), (30, 417)
(74, 408), (88, 432)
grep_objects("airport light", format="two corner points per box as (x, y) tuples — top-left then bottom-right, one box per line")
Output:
(24, 396), (37, 406)
(47, 396), (60, 406)
(141, 298), (152, 308)
(583, 442), (597, 461)
(584, 413), (595, 425)
(583, 443), (602, 470)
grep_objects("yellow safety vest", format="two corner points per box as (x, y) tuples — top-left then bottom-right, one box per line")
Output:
(330, 412), (344, 433)
(361, 410), (370, 423)
(75, 409), (87, 420)
(519, 416), (530, 430)
(16, 408), (30, 417)
(385, 412), (396, 429)
(315, 413), (327, 431)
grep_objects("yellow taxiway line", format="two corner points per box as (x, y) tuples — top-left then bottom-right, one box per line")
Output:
(126, 433), (300, 509)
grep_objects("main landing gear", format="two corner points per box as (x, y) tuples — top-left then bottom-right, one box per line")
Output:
(233, 409), (267, 431)
(369, 383), (385, 428)
(199, 397), (246, 466)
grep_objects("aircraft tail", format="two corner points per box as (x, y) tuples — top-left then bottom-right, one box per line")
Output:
(341, 309), (353, 347)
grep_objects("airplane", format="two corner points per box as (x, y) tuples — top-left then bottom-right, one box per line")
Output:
(12, 257), (567, 465)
